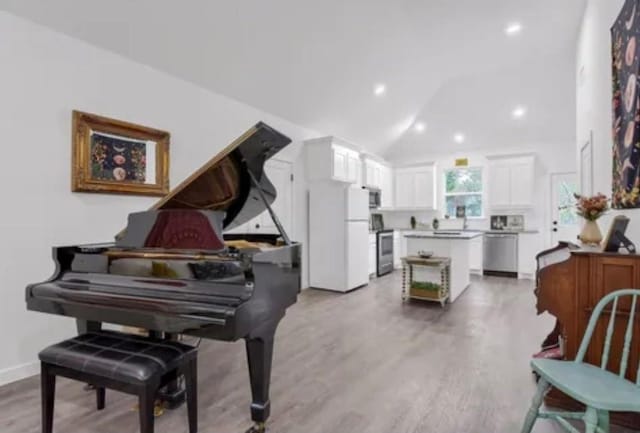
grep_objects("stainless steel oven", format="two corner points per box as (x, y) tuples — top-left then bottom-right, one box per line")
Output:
(377, 229), (394, 276)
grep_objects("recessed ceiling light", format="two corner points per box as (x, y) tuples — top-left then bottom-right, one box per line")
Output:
(512, 106), (527, 119)
(414, 122), (426, 133)
(505, 22), (523, 36)
(374, 84), (386, 96)
(454, 133), (465, 144)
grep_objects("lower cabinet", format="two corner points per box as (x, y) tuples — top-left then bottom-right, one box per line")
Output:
(518, 233), (542, 279)
(393, 231), (406, 269)
(369, 234), (377, 276)
(469, 236), (483, 275)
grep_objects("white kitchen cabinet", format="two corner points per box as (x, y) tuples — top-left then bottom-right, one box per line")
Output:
(305, 136), (362, 184)
(393, 165), (436, 209)
(488, 155), (535, 209)
(518, 232), (542, 279)
(364, 159), (381, 188)
(369, 234), (377, 276)
(469, 235), (483, 275)
(380, 164), (393, 208)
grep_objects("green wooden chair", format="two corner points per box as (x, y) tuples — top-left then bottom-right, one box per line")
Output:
(521, 289), (640, 433)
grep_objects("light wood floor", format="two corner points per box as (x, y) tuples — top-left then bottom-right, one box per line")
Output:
(0, 273), (635, 433)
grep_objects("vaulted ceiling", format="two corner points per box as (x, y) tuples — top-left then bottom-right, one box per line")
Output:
(1, 0), (586, 158)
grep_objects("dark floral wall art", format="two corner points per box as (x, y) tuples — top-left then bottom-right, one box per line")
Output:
(72, 110), (170, 196)
(612, 0), (640, 208)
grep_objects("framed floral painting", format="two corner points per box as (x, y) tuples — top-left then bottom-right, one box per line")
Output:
(72, 110), (170, 196)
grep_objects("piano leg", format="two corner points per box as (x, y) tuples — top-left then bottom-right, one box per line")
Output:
(245, 326), (276, 433)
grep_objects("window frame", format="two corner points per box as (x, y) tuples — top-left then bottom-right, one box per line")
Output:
(443, 166), (485, 219)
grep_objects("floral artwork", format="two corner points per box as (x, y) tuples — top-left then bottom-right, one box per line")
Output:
(90, 132), (147, 183)
(612, 0), (640, 208)
(72, 110), (169, 196)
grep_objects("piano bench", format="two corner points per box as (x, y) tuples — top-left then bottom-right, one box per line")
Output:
(38, 331), (198, 433)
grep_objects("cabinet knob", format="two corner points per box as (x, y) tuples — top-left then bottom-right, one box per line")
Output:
(552, 228), (558, 232)
(553, 221), (558, 225)
(255, 224), (261, 229)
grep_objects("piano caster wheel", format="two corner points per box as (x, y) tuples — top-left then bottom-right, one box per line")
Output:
(245, 422), (267, 433)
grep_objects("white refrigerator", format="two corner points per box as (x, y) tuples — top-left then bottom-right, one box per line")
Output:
(309, 181), (370, 292)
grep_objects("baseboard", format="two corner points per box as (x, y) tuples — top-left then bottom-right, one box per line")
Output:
(0, 360), (39, 387)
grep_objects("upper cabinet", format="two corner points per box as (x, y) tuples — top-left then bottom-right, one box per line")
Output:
(363, 157), (393, 208)
(393, 165), (437, 210)
(364, 159), (382, 189)
(305, 137), (362, 184)
(487, 155), (536, 209)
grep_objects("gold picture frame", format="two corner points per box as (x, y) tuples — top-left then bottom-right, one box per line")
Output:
(72, 110), (170, 196)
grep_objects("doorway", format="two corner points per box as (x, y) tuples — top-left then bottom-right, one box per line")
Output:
(550, 172), (579, 245)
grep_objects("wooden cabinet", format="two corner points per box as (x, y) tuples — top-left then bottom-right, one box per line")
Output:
(536, 248), (640, 429)
(305, 137), (362, 184)
(393, 165), (436, 210)
(488, 155), (535, 209)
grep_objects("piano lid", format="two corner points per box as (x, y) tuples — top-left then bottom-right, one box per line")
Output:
(127, 122), (292, 234)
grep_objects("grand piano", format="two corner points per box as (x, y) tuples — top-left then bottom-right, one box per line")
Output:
(26, 122), (301, 433)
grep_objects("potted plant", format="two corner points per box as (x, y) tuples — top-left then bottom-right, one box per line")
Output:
(574, 193), (609, 245)
(432, 217), (440, 230)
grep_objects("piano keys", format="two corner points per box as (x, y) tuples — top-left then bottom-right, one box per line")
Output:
(26, 122), (301, 433)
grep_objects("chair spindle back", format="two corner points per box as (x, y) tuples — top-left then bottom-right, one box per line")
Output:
(574, 289), (640, 383)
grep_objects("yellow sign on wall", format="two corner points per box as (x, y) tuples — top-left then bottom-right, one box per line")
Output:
(455, 158), (469, 167)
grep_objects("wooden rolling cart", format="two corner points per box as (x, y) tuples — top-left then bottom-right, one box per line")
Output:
(401, 256), (451, 307)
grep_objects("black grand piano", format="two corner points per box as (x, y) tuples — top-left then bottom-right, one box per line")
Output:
(26, 122), (301, 433)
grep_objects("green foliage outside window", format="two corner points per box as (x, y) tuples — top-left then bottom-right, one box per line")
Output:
(444, 167), (483, 218)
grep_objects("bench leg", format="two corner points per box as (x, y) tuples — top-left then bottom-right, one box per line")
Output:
(41, 364), (56, 433)
(96, 388), (105, 410)
(184, 358), (198, 433)
(139, 387), (155, 433)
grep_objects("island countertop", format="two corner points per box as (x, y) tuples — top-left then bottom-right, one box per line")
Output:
(403, 231), (484, 240)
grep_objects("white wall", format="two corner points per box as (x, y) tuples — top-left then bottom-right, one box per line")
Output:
(383, 142), (576, 246)
(576, 0), (637, 238)
(0, 12), (320, 385)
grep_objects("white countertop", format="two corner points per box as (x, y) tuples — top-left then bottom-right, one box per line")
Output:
(404, 231), (485, 240)
(392, 228), (540, 235)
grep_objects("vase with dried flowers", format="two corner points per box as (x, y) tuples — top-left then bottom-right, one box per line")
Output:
(574, 193), (609, 245)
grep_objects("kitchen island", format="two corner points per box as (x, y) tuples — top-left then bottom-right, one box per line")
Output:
(405, 231), (484, 302)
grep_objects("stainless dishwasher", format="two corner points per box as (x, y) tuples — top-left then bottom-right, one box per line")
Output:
(483, 233), (518, 277)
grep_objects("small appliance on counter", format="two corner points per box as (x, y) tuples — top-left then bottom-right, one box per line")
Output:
(490, 215), (525, 231)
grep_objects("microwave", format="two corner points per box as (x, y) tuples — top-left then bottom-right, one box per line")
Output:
(368, 188), (381, 208)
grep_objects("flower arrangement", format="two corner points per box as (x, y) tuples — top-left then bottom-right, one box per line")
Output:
(574, 193), (609, 221)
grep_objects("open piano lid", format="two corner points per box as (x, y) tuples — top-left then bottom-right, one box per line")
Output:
(121, 122), (292, 238)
